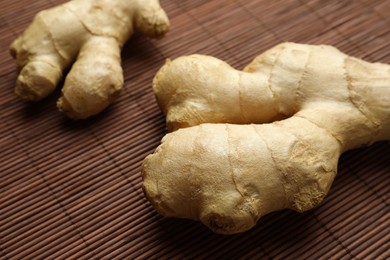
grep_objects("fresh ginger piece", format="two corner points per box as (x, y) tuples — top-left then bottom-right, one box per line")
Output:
(142, 43), (390, 234)
(10, 0), (169, 119)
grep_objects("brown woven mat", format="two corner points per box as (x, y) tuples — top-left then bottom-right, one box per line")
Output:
(1, 0), (389, 259)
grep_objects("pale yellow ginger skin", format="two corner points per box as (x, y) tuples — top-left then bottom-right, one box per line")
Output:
(10, 0), (169, 119)
(142, 43), (390, 234)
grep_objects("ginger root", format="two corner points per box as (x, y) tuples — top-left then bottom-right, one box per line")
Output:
(142, 43), (390, 234)
(10, 0), (169, 119)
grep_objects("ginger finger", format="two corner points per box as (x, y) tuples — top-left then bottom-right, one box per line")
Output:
(57, 36), (123, 119)
(143, 117), (341, 234)
(152, 43), (311, 131)
(10, 6), (85, 101)
(142, 43), (390, 234)
(10, 0), (169, 119)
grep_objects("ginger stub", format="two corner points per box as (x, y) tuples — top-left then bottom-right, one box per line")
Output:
(142, 43), (390, 234)
(10, 0), (169, 119)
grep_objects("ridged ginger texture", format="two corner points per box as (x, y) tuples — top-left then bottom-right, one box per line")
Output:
(142, 43), (390, 234)
(10, 0), (169, 119)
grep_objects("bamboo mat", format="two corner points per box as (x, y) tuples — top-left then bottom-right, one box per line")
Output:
(1, 0), (389, 259)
